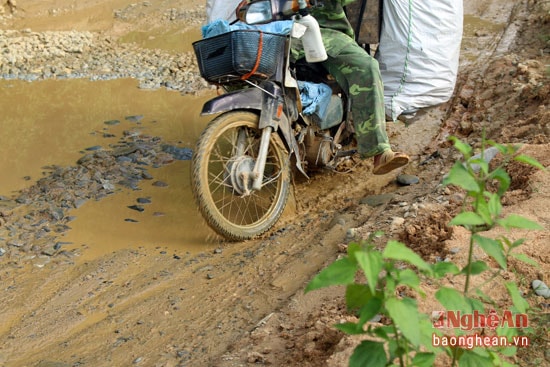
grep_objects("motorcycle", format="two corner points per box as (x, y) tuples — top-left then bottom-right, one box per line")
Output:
(191, 0), (359, 240)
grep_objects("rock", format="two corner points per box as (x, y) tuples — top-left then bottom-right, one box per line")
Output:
(128, 205), (144, 212)
(125, 115), (144, 123)
(161, 144), (193, 160)
(85, 145), (102, 151)
(112, 145), (139, 157)
(467, 146), (500, 173)
(359, 193), (394, 207)
(152, 181), (168, 187)
(390, 217), (405, 232)
(42, 246), (58, 256)
(396, 174), (420, 186)
(345, 228), (356, 240)
(532, 280), (550, 298)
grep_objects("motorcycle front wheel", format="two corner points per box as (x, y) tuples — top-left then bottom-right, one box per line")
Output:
(191, 111), (291, 241)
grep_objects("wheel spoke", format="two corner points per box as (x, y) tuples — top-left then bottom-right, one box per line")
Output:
(192, 111), (290, 239)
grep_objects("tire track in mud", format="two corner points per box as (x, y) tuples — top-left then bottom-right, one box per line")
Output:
(1, 208), (366, 366)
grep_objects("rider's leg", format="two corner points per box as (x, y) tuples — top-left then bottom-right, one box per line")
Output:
(322, 38), (409, 174)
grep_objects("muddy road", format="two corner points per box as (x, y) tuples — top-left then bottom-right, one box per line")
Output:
(0, 0), (549, 366)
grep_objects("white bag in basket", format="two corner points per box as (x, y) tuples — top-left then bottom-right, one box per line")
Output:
(206, 0), (243, 23)
(376, 0), (463, 121)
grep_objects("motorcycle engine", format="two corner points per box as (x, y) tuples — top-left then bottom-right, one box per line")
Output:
(303, 126), (334, 167)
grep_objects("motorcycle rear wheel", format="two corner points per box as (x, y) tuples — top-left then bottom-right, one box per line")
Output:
(191, 111), (291, 240)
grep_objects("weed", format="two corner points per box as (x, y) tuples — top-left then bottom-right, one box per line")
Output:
(306, 136), (544, 366)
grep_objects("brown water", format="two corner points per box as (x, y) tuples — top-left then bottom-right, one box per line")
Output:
(0, 78), (221, 259)
(460, 15), (506, 63)
(120, 27), (202, 53)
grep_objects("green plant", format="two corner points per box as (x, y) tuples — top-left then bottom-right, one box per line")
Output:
(305, 137), (544, 367)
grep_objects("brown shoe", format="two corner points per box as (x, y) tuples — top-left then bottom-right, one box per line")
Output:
(373, 150), (410, 175)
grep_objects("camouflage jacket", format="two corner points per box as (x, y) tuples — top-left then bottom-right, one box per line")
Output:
(311, 0), (356, 39)
(309, 0), (360, 57)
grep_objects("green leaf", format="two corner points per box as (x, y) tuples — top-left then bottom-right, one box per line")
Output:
(505, 282), (529, 313)
(443, 162), (479, 192)
(449, 136), (473, 157)
(385, 275), (397, 294)
(373, 326), (391, 340)
(458, 349), (493, 367)
(449, 212), (486, 227)
(386, 338), (399, 363)
(497, 323), (518, 338)
(487, 192), (502, 218)
(386, 297), (421, 347)
(433, 262), (460, 278)
(496, 326), (519, 357)
(346, 242), (362, 262)
(475, 198), (493, 225)
(349, 340), (387, 367)
(397, 268), (421, 291)
(334, 321), (363, 335)
(357, 296), (383, 327)
(469, 157), (489, 174)
(474, 234), (507, 269)
(475, 288), (493, 305)
(467, 297), (485, 313)
(412, 352), (436, 367)
(418, 317), (441, 353)
(486, 140), (508, 156)
(488, 167), (511, 196)
(382, 241), (432, 273)
(346, 283), (374, 312)
(435, 287), (472, 313)
(507, 238), (525, 249)
(355, 250), (383, 294)
(509, 252), (539, 267)
(497, 214), (543, 230)
(305, 257), (356, 293)
(514, 154), (546, 170)
(460, 260), (489, 275)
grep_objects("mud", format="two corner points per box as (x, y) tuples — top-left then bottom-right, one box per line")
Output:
(0, 0), (549, 366)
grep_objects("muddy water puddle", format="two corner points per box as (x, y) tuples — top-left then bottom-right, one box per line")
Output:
(461, 14), (507, 64)
(120, 27), (202, 53)
(0, 78), (221, 260)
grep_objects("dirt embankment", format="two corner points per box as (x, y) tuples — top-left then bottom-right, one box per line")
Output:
(0, 0), (549, 366)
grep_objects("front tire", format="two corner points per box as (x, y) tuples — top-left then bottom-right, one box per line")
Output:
(191, 111), (291, 240)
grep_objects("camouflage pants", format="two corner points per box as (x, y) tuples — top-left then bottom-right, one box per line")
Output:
(320, 31), (390, 157)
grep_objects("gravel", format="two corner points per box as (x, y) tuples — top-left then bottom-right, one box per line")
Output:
(0, 29), (210, 93)
(0, 2), (212, 94)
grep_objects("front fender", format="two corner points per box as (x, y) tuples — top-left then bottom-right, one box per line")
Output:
(201, 85), (308, 178)
(201, 88), (263, 115)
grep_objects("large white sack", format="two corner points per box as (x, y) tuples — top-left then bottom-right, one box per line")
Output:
(376, 0), (463, 121)
(205, 0), (243, 23)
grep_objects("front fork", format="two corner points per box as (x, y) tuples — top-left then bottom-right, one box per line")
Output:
(234, 125), (273, 195)
(252, 126), (273, 191)
(202, 81), (307, 194)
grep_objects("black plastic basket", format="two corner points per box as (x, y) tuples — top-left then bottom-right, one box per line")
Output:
(193, 30), (287, 84)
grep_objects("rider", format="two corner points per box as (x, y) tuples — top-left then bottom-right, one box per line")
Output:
(206, 0), (410, 174)
(308, 0), (409, 174)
